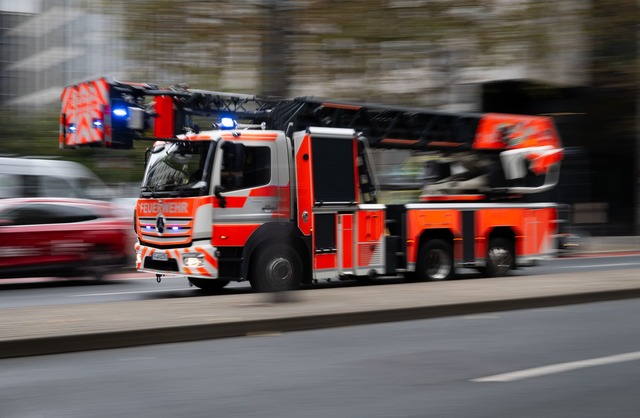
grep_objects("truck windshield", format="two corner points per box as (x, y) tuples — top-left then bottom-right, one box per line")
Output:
(140, 141), (214, 198)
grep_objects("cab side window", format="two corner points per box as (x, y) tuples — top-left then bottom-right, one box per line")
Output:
(221, 146), (271, 192)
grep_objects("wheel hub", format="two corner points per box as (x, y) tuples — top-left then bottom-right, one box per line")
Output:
(266, 257), (293, 284)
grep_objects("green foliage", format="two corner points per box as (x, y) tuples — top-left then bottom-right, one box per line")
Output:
(0, 109), (60, 157)
(0, 109), (147, 188)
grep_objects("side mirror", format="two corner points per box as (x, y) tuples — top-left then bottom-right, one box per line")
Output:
(214, 185), (227, 208)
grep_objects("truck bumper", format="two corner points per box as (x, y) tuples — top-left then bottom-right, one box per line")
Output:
(135, 242), (218, 279)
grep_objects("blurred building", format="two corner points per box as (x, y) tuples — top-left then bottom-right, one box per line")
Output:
(0, 0), (126, 108)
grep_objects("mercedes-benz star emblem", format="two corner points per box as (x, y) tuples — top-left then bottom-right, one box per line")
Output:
(156, 214), (166, 234)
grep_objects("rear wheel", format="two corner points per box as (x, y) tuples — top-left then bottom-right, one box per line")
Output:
(188, 277), (230, 292)
(250, 244), (302, 292)
(483, 237), (514, 277)
(415, 239), (454, 281)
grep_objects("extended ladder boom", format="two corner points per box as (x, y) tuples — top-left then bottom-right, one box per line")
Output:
(60, 77), (561, 151)
(60, 77), (564, 197)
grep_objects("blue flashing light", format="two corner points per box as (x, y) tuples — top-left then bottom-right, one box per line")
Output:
(93, 119), (103, 129)
(220, 117), (237, 130)
(145, 225), (152, 230)
(171, 226), (180, 231)
(113, 107), (128, 118)
(68, 123), (77, 133)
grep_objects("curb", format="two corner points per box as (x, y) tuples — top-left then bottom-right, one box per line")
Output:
(3, 286), (640, 359)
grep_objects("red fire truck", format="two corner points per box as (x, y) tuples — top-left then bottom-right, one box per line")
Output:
(61, 77), (562, 292)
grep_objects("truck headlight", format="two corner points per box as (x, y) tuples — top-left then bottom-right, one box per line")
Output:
(183, 253), (204, 268)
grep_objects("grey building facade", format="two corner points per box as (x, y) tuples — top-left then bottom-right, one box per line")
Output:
(0, 0), (125, 108)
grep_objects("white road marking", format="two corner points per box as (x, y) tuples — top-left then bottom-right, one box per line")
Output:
(558, 262), (640, 269)
(463, 314), (501, 320)
(246, 331), (283, 337)
(472, 351), (640, 382)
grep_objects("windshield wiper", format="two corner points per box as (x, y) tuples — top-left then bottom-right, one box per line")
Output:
(140, 184), (160, 198)
(174, 182), (207, 197)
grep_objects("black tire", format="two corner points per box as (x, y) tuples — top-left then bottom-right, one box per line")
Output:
(250, 244), (302, 292)
(86, 245), (113, 281)
(188, 277), (230, 292)
(483, 237), (514, 277)
(415, 239), (454, 281)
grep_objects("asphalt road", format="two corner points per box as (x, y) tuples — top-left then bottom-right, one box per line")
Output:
(1, 253), (639, 309)
(1, 298), (639, 418)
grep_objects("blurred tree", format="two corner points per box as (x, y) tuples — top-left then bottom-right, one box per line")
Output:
(109, 0), (578, 104)
(0, 110), (61, 158)
(261, 0), (291, 97)
(111, 0), (267, 92)
(287, 0), (565, 104)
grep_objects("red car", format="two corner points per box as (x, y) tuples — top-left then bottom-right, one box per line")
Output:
(0, 198), (132, 280)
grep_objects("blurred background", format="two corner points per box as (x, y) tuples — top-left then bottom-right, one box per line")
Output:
(0, 0), (638, 237)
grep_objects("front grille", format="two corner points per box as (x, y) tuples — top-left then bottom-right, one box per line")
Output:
(138, 216), (193, 245)
(143, 257), (179, 272)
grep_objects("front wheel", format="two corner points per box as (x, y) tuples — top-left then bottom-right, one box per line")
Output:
(415, 239), (454, 281)
(188, 277), (230, 292)
(250, 244), (302, 292)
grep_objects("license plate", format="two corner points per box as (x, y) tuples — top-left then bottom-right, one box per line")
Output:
(152, 252), (168, 261)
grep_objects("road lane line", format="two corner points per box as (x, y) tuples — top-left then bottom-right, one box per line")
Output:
(472, 351), (640, 382)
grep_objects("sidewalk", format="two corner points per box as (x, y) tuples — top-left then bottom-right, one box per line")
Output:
(1, 267), (639, 359)
(580, 236), (640, 253)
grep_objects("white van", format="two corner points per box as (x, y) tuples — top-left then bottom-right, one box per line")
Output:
(0, 157), (114, 200)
